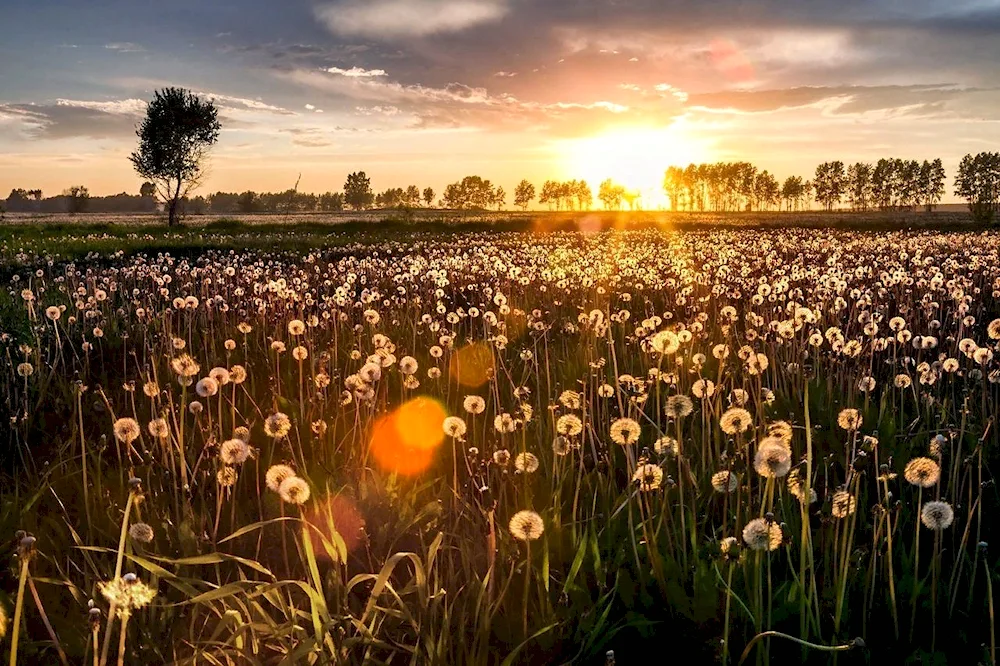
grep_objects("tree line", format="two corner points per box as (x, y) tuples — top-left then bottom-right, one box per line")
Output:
(6, 154), (999, 220)
(5, 88), (1000, 222)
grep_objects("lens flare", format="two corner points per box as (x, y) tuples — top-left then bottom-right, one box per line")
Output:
(371, 396), (448, 475)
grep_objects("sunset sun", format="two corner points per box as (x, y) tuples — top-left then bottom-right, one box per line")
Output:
(560, 122), (710, 209)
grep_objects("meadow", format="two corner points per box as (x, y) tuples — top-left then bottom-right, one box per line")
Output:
(2, 217), (999, 665)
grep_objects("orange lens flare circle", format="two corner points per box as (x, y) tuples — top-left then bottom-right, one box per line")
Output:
(371, 396), (447, 475)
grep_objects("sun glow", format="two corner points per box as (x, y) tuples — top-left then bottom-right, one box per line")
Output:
(560, 123), (710, 210)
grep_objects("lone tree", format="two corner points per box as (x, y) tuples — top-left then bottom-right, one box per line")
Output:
(130, 87), (221, 226)
(344, 171), (374, 210)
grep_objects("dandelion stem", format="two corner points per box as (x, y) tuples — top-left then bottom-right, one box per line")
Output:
(738, 631), (862, 665)
(9, 557), (29, 666)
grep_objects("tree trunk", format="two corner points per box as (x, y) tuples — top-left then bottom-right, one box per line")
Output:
(169, 175), (182, 226)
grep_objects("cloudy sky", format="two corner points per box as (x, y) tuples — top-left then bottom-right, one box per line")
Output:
(3, 0), (1000, 203)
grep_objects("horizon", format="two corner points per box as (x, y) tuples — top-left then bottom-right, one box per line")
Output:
(4, 1), (1000, 204)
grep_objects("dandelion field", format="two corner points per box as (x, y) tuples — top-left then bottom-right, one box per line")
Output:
(3, 222), (1000, 665)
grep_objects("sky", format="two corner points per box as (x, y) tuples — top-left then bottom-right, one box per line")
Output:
(3, 0), (1000, 205)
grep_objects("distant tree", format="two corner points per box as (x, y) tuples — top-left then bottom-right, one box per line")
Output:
(871, 159), (896, 211)
(492, 185), (506, 211)
(236, 191), (259, 213)
(663, 166), (685, 211)
(780, 176), (803, 211)
(28, 189), (42, 201)
(441, 176), (493, 210)
(377, 187), (404, 209)
(598, 179), (625, 210)
(404, 185), (421, 208)
(955, 152), (1000, 223)
(513, 180), (535, 210)
(139, 182), (156, 199)
(920, 158), (946, 212)
(208, 192), (239, 213)
(129, 87), (221, 226)
(753, 171), (780, 211)
(898, 159), (922, 210)
(318, 192), (344, 212)
(575, 180), (593, 210)
(63, 185), (90, 214)
(846, 163), (873, 212)
(422, 187), (435, 208)
(344, 171), (374, 210)
(185, 195), (208, 215)
(539, 180), (560, 210)
(813, 161), (846, 211)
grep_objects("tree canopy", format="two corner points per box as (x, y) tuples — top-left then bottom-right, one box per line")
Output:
(129, 87), (220, 226)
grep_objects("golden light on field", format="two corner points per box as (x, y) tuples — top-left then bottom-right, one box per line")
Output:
(560, 122), (710, 210)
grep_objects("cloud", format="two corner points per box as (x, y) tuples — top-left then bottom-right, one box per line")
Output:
(0, 91), (294, 142)
(281, 67), (685, 137)
(0, 102), (140, 140)
(326, 66), (389, 78)
(493, 71), (517, 77)
(195, 92), (293, 114)
(104, 42), (145, 53)
(684, 84), (1000, 119)
(280, 128), (334, 147)
(314, 0), (508, 38)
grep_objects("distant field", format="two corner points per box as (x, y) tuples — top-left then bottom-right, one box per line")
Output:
(0, 207), (980, 229)
(0, 209), (987, 268)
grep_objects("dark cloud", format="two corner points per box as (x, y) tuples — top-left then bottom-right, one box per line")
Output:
(0, 103), (139, 140)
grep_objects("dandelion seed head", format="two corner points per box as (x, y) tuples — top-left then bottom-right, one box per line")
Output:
(742, 518), (782, 551)
(904, 457), (941, 488)
(278, 476), (311, 504)
(921, 501), (954, 530)
(509, 510), (544, 541)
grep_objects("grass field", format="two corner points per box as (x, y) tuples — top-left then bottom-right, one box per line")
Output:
(2, 217), (1000, 665)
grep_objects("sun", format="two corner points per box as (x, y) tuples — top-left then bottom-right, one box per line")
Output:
(559, 122), (710, 210)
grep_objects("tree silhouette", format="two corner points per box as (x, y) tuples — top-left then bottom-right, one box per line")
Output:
(598, 179), (625, 210)
(539, 180), (559, 210)
(513, 180), (535, 210)
(921, 159), (946, 212)
(955, 152), (1000, 223)
(129, 87), (220, 226)
(63, 185), (90, 215)
(813, 161), (846, 211)
(422, 187), (435, 208)
(344, 172), (374, 210)
(846, 163), (873, 212)
(575, 181), (593, 210)
(663, 166), (685, 210)
(492, 185), (506, 211)
(404, 185), (421, 208)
